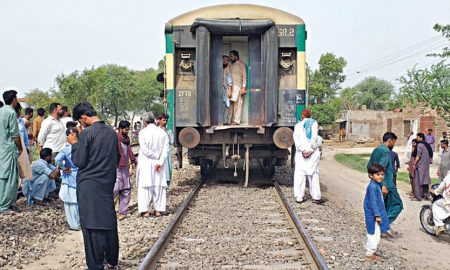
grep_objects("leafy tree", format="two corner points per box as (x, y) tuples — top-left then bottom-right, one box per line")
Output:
(128, 68), (164, 124)
(399, 61), (450, 125)
(25, 88), (55, 113)
(308, 53), (347, 104)
(97, 65), (136, 126)
(387, 92), (407, 111)
(353, 77), (394, 110)
(429, 24), (450, 58)
(55, 68), (103, 112)
(339, 87), (358, 110)
(28, 61), (166, 126)
(311, 99), (342, 126)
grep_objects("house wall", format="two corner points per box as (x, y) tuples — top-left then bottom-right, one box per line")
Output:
(340, 106), (448, 146)
(383, 106), (448, 146)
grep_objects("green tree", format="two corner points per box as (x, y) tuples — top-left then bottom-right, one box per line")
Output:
(128, 68), (164, 124)
(31, 60), (165, 126)
(429, 24), (450, 58)
(54, 67), (109, 110)
(353, 77), (394, 110)
(97, 65), (136, 126)
(311, 99), (342, 126)
(339, 87), (358, 110)
(400, 61), (450, 125)
(25, 88), (55, 112)
(308, 53), (347, 104)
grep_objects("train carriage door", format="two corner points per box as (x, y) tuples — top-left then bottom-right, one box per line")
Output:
(195, 26), (211, 127)
(248, 35), (263, 126)
(262, 26), (279, 126)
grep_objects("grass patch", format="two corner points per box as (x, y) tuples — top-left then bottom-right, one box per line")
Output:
(334, 153), (439, 184)
(334, 153), (370, 174)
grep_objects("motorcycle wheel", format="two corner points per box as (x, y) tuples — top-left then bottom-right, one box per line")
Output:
(420, 206), (436, 236)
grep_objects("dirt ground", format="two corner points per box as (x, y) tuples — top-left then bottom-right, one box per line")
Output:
(321, 145), (450, 270)
(23, 142), (449, 269)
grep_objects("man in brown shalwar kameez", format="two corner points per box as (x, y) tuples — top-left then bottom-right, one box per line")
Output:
(437, 139), (450, 182)
(225, 50), (247, 125)
(412, 133), (432, 201)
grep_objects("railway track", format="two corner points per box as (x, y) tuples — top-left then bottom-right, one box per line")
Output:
(138, 175), (328, 270)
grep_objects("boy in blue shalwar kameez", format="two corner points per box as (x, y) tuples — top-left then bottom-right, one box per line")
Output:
(55, 123), (80, 230)
(364, 163), (390, 261)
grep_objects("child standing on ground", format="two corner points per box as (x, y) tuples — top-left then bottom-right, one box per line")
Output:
(364, 163), (390, 261)
(55, 123), (80, 230)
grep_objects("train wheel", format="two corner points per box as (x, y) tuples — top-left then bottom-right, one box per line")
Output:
(263, 158), (275, 177)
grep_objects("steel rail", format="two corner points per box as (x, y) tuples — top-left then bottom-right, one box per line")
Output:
(274, 181), (329, 270)
(138, 176), (204, 270)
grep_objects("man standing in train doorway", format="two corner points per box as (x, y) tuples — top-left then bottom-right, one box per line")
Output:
(222, 54), (232, 124)
(225, 50), (247, 125)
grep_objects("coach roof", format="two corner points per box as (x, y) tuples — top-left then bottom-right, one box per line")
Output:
(167, 4), (304, 26)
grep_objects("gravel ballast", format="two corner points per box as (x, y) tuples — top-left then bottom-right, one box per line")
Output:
(1, 162), (198, 270)
(275, 165), (412, 270)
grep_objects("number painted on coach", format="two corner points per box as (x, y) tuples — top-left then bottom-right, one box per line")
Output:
(278, 27), (295, 37)
(178, 90), (192, 97)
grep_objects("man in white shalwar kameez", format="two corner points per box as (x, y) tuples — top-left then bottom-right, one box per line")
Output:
(293, 109), (322, 204)
(137, 112), (169, 217)
(431, 174), (450, 236)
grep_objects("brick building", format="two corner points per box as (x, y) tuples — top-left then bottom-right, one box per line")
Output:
(338, 105), (448, 145)
(383, 106), (448, 145)
(337, 108), (384, 142)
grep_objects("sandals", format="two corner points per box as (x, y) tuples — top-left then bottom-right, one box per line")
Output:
(312, 199), (325, 205)
(366, 255), (383, 262)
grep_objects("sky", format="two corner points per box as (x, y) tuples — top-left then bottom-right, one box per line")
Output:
(0, 0), (449, 98)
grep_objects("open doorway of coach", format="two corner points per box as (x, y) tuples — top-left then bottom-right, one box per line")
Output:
(193, 19), (279, 128)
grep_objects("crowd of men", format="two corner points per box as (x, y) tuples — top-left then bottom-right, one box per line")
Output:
(0, 90), (174, 269)
(2, 87), (450, 267)
(291, 109), (450, 261)
(363, 129), (450, 261)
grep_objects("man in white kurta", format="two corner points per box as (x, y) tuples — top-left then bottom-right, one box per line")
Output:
(137, 113), (169, 217)
(293, 109), (322, 203)
(431, 174), (450, 236)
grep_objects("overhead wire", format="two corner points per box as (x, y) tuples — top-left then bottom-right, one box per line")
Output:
(345, 36), (444, 74)
(345, 42), (447, 80)
(386, 58), (447, 85)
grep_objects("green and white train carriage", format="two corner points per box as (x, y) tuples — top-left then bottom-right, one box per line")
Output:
(162, 4), (307, 184)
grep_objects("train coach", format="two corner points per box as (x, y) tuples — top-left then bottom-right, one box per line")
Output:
(161, 4), (307, 185)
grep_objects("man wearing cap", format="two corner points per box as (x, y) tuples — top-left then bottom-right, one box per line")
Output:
(137, 112), (169, 218)
(293, 109), (323, 204)
(222, 54), (232, 124)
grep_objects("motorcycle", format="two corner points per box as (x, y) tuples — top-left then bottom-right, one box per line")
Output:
(420, 183), (450, 236)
